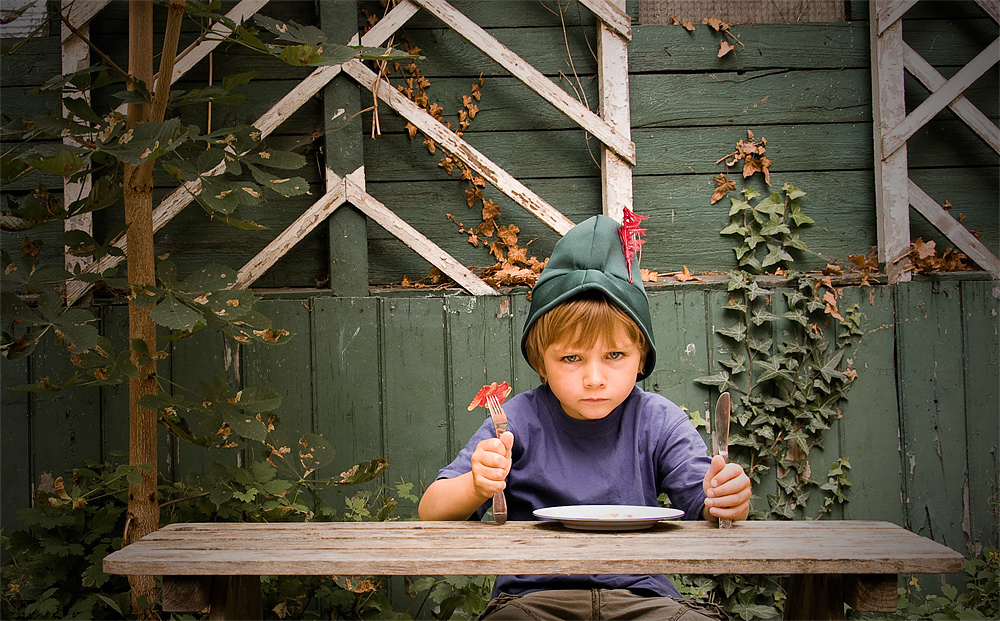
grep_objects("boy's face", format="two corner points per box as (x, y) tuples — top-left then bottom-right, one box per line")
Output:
(540, 334), (643, 421)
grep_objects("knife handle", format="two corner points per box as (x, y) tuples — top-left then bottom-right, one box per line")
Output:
(493, 491), (507, 525)
(718, 517), (733, 529)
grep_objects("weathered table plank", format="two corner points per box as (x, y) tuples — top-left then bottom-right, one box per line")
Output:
(106, 520), (961, 575)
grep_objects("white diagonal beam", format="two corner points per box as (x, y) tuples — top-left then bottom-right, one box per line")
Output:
(344, 178), (497, 296)
(578, 0), (630, 40)
(908, 180), (1000, 278)
(231, 171), (355, 291)
(903, 42), (1000, 153)
(411, 0), (635, 165)
(876, 0), (918, 34)
(342, 58), (575, 236)
(65, 1), (420, 305)
(975, 0), (1000, 23)
(883, 37), (1000, 157)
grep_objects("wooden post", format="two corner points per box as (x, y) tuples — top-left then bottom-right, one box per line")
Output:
(870, 0), (911, 283)
(123, 0), (159, 610)
(597, 0), (633, 222)
(321, 0), (369, 297)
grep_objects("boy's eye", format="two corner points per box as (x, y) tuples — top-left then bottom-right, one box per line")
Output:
(607, 351), (625, 360)
(561, 354), (580, 363)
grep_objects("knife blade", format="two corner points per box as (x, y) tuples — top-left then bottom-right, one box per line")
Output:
(712, 391), (733, 529)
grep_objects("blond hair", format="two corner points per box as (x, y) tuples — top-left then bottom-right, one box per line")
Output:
(523, 292), (648, 380)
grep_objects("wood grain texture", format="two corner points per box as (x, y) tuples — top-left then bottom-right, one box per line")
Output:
(104, 520), (964, 578)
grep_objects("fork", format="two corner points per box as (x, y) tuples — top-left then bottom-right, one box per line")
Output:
(485, 393), (508, 525)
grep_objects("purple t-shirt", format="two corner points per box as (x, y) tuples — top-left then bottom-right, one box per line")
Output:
(436, 384), (711, 598)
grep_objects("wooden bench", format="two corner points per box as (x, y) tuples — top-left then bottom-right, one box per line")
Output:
(103, 519), (963, 620)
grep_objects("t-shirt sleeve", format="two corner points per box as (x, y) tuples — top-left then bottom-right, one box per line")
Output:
(655, 403), (712, 521)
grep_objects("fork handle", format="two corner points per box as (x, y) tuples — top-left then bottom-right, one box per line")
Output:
(493, 491), (507, 525)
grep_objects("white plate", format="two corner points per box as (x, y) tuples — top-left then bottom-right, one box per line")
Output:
(533, 504), (684, 531)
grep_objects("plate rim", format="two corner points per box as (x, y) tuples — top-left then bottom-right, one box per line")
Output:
(533, 504), (684, 522)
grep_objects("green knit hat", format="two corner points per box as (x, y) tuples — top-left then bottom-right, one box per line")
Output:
(521, 214), (656, 380)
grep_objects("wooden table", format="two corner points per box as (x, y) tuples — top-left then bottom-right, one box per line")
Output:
(104, 520), (963, 620)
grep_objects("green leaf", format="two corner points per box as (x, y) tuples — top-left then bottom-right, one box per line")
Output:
(694, 371), (734, 391)
(299, 432), (338, 473)
(335, 457), (388, 486)
(782, 183), (806, 200)
(232, 385), (282, 412)
(243, 149), (307, 170)
(759, 217), (791, 237)
(221, 406), (268, 442)
(728, 198), (751, 216)
(26, 149), (87, 177)
(751, 308), (781, 326)
(814, 349), (846, 383)
(150, 293), (205, 331)
(788, 203), (814, 226)
(755, 192), (785, 215)
(720, 221), (747, 236)
(755, 358), (794, 383)
(179, 263), (239, 291)
(716, 323), (747, 342)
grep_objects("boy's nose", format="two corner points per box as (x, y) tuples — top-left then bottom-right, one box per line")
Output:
(583, 362), (607, 388)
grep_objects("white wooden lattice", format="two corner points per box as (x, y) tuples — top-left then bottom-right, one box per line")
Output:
(870, 0), (1000, 282)
(62, 0), (634, 301)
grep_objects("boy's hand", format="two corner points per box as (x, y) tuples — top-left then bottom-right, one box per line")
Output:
(470, 431), (514, 499)
(703, 455), (751, 522)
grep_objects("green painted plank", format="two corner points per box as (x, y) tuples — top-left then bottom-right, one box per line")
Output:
(311, 296), (384, 517)
(896, 281), (969, 553)
(380, 296), (449, 513)
(1, 353), (32, 540)
(961, 280), (1000, 553)
(324, 0), (370, 297)
(644, 289), (712, 426)
(98, 304), (140, 466)
(241, 299), (314, 465)
(364, 117), (995, 181)
(838, 285), (906, 526)
(168, 320), (237, 479)
(445, 295), (515, 459)
(29, 336), (103, 480)
(510, 291), (540, 393)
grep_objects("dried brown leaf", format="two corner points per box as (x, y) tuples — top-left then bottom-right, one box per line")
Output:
(718, 40), (735, 57)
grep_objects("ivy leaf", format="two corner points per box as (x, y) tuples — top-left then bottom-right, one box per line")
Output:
(748, 336), (773, 353)
(746, 281), (772, 301)
(782, 183), (806, 200)
(728, 198), (750, 216)
(719, 353), (747, 374)
(756, 192), (785, 215)
(813, 349), (846, 383)
(762, 243), (794, 267)
(755, 358), (793, 383)
(759, 216), (788, 237)
(782, 308), (809, 326)
(720, 221), (746, 236)
(751, 307), (781, 326)
(694, 371), (735, 393)
(723, 297), (748, 314)
(716, 323), (747, 342)
(788, 203), (814, 226)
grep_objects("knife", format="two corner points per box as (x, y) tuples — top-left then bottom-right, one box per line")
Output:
(712, 391), (733, 529)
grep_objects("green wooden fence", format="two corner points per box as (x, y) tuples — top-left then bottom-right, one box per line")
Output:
(3, 278), (998, 558)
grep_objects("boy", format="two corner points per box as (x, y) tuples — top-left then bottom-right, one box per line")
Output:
(419, 215), (752, 620)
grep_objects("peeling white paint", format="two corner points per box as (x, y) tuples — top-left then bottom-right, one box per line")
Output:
(685, 343), (696, 355)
